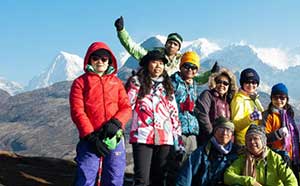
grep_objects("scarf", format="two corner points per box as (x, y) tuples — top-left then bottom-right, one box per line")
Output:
(271, 107), (294, 155)
(244, 147), (267, 178)
(86, 64), (115, 75)
(210, 136), (232, 154)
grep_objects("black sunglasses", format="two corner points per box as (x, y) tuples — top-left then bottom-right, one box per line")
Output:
(216, 79), (230, 86)
(272, 95), (287, 100)
(182, 63), (198, 70)
(245, 80), (258, 85)
(91, 55), (109, 62)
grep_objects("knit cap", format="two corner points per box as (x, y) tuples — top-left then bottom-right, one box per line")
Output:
(246, 124), (267, 146)
(239, 68), (260, 86)
(167, 33), (183, 48)
(213, 116), (235, 133)
(140, 50), (168, 67)
(271, 83), (288, 96)
(180, 51), (200, 70)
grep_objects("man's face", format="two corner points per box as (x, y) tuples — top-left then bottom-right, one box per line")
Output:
(165, 40), (180, 56)
(214, 127), (233, 145)
(180, 62), (198, 80)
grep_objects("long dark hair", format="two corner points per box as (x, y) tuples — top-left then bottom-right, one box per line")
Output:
(136, 66), (174, 100)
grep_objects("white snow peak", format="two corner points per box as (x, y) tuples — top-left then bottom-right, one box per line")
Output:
(25, 51), (83, 91)
(0, 77), (23, 95)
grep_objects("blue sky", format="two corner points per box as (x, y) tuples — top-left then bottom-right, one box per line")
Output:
(1, 0), (300, 85)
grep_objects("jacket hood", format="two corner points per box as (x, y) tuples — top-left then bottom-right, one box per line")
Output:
(83, 42), (118, 73)
(208, 68), (238, 94)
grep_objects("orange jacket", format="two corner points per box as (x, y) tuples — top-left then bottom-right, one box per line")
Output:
(264, 112), (294, 158)
(69, 42), (132, 138)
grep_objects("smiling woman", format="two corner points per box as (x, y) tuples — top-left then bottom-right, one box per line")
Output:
(194, 67), (237, 145)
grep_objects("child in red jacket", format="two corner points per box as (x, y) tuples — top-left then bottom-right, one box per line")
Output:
(70, 42), (132, 186)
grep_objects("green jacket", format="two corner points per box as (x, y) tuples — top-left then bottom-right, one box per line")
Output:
(117, 29), (211, 84)
(224, 148), (297, 186)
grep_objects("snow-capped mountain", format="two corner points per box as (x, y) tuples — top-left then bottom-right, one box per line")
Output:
(200, 44), (300, 101)
(0, 77), (23, 95)
(25, 51), (84, 91)
(182, 38), (221, 58)
(1, 35), (299, 103)
(118, 36), (300, 105)
(117, 35), (220, 81)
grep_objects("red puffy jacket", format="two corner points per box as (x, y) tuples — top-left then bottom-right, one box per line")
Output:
(69, 42), (132, 138)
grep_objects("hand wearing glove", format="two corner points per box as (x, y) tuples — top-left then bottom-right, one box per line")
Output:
(250, 108), (262, 121)
(275, 126), (289, 139)
(175, 144), (186, 162)
(102, 118), (122, 138)
(174, 136), (186, 162)
(84, 132), (110, 157)
(114, 16), (124, 31)
(211, 61), (220, 73)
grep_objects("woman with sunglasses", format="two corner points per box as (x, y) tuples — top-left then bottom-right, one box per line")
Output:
(70, 42), (132, 186)
(195, 67), (238, 146)
(230, 68), (264, 147)
(261, 83), (300, 183)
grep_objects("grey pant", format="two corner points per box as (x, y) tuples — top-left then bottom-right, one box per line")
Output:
(165, 135), (197, 186)
(182, 135), (197, 162)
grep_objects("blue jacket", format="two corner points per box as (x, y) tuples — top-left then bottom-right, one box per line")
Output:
(171, 72), (199, 135)
(176, 140), (238, 186)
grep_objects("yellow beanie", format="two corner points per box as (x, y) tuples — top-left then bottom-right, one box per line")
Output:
(180, 51), (200, 69)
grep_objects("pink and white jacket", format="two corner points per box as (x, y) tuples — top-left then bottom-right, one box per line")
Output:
(127, 76), (181, 146)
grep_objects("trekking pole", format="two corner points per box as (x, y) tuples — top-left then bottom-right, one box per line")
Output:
(97, 156), (104, 186)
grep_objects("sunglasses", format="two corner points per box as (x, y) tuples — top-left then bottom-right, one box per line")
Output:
(245, 80), (258, 85)
(216, 79), (230, 86)
(272, 95), (287, 100)
(182, 63), (198, 70)
(91, 55), (109, 63)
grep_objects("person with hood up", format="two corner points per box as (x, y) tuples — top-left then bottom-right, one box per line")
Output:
(114, 16), (219, 83)
(224, 124), (297, 186)
(70, 42), (132, 186)
(126, 50), (182, 186)
(176, 116), (239, 186)
(230, 68), (264, 147)
(195, 67), (238, 146)
(261, 83), (300, 183)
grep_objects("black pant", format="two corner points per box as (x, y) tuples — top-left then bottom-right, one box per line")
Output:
(132, 143), (171, 186)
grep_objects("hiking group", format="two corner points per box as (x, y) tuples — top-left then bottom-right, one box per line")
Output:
(69, 16), (300, 186)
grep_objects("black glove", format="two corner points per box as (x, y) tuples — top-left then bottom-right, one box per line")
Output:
(84, 132), (110, 157)
(102, 118), (122, 138)
(175, 150), (185, 162)
(114, 16), (124, 31)
(211, 61), (220, 73)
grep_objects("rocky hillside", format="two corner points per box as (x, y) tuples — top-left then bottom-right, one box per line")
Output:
(0, 151), (133, 186)
(0, 81), (77, 159)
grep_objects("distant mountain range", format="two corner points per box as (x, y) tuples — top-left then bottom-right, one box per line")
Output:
(1, 36), (299, 102)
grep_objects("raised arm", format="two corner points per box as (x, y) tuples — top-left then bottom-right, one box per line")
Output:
(115, 16), (148, 61)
